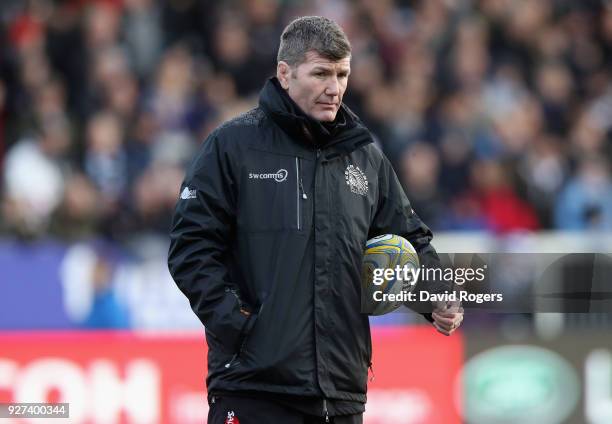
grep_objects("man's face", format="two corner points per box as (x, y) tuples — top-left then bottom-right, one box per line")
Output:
(277, 51), (351, 122)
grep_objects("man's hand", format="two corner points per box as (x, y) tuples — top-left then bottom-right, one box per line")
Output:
(431, 301), (464, 336)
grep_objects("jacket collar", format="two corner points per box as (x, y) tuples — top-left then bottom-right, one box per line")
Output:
(258, 77), (373, 158)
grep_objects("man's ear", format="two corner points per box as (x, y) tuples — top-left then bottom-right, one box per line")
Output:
(277, 61), (291, 90)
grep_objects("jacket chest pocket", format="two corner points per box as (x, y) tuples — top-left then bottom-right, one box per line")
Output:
(238, 150), (309, 232)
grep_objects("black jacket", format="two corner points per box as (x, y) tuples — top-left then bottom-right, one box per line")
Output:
(168, 78), (447, 413)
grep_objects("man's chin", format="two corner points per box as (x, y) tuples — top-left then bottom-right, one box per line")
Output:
(313, 111), (338, 122)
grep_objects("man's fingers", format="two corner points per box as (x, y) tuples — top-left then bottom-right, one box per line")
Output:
(433, 301), (447, 311)
(433, 310), (461, 319)
(433, 317), (455, 332)
(433, 300), (463, 314)
(432, 298), (464, 335)
(432, 311), (462, 325)
(433, 321), (451, 336)
(444, 300), (461, 310)
(432, 313), (454, 326)
(445, 304), (463, 314)
(432, 312), (464, 334)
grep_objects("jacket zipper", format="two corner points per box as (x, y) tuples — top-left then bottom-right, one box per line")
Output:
(296, 157), (307, 230)
(296, 157), (300, 230)
(313, 148), (328, 423)
(315, 149), (328, 424)
(323, 398), (329, 422)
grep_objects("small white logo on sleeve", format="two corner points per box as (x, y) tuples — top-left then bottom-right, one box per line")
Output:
(248, 169), (288, 183)
(180, 187), (197, 199)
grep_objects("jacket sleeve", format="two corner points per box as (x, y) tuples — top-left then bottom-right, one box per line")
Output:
(168, 133), (255, 351)
(368, 154), (452, 321)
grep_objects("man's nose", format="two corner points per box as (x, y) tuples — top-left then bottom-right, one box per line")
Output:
(325, 76), (340, 96)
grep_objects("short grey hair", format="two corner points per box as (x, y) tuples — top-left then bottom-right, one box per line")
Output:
(277, 16), (351, 67)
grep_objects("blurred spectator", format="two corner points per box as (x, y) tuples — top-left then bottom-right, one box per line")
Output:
(555, 156), (612, 230)
(468, 159), (540, 233)
(50, 173), (101, 241)
(570, 111), (608, 158)
(400, 141), (444, 228)
(60, 243), (130, 329)
(161, 0), (211, 51)
(129, 162), (184, 235)
(84, 110), (127, 207)
(535, 61), (574, 135)
(84, 1), (121, 51)
(212, 14), (259, 97)
(123, 0), (163, 80)
(145, 45), (205, 135)
(517, 134), (568, 227)
(82, 255), (130, 329)
(2, 115), (71, 237)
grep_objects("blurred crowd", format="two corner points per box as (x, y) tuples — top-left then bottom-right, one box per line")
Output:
(1, 0), (612, 242)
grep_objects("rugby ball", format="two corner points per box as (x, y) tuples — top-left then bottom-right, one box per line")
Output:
(361, 234), (420, 315)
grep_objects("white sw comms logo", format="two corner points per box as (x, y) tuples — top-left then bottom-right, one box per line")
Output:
(180, 187), (197, 199)
(249, 169), (288, 183)
(345, 164), (368, 196)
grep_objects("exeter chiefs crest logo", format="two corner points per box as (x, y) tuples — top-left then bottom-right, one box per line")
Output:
(345, 164), (368, 196)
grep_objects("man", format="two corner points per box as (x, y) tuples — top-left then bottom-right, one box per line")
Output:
(168, 16), (463, 424)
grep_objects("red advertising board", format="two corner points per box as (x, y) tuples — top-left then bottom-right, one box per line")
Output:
(367, 327), (463, 424)
(0, 328), (462, 423)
